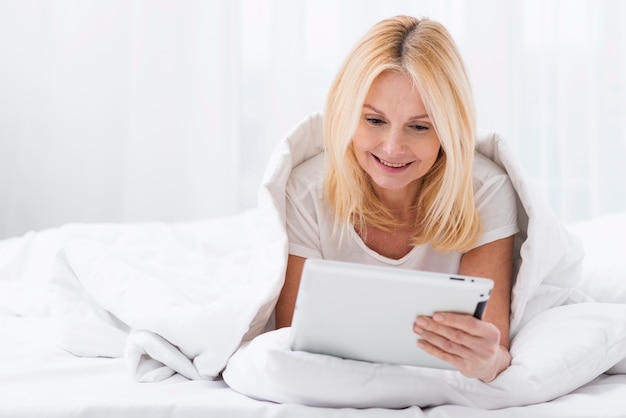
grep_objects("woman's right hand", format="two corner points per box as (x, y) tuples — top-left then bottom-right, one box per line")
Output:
(413, 312), (511, 382)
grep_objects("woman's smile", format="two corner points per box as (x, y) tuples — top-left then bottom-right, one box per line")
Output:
(372, 154), (414, 170)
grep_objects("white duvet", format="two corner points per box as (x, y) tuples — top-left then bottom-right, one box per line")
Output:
(1, 113), (625, 409)
(45, 208), (287, 381)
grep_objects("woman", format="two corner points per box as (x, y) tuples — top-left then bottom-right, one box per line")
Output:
(275, 16), (519, 383)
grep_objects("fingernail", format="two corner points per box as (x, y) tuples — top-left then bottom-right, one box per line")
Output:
(416, 317), (428, 328)
(433, 313), (444, 322)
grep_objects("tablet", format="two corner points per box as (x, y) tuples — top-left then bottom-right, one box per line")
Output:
(288, 258), (494, 370)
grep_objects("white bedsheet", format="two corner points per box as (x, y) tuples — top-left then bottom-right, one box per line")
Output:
(1, 315), (626, 418)
(0, 316), (420, 418)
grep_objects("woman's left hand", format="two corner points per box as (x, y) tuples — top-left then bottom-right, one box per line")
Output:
(413, 312), (511, 382)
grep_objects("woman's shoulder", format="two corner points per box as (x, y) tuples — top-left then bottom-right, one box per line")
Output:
(471, 151), (519, 243)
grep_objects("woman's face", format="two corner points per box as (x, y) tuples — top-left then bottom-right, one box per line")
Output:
(352, 71), (441, 204)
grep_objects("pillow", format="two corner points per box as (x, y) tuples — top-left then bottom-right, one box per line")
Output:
(567, 212), (626, 304)
(223, 303), (626, 409)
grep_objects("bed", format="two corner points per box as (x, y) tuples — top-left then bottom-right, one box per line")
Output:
(1, 114), (625, 417)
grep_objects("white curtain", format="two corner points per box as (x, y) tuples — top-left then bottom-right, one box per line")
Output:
(1, 0), (625, 239)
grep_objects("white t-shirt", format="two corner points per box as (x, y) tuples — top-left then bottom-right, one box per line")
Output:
(285, 151), (519, 274)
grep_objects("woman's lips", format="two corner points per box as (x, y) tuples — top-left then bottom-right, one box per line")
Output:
(373, 154), (413, 170)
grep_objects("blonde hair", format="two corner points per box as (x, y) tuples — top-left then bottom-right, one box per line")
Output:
(324, 15), (481, 252)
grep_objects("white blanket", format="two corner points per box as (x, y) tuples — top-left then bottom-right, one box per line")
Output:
(3, 113), (625, 408)
(44, 209), (286, 380)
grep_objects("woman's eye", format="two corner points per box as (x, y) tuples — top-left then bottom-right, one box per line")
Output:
(411, 124), (429, 131)
(366, 117), (385, 126)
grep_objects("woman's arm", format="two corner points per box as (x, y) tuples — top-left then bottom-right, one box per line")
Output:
(458, 235), (514, 348)
(413, 235), (515, 382)
(275, 254), (307, 329)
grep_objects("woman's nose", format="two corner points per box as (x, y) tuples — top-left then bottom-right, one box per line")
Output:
(381, 129), (406, 154)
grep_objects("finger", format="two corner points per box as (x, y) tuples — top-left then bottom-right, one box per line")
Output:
(433, 313), (501, 347)
(432, 313), (485, 336)
(418, 337), (500, 381)
(417, 336), (467, 370)
(415, 316), (480, 349)
(416, 327), (474, 358)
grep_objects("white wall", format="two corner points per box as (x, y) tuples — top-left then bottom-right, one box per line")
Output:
(1, 0), (625, 239)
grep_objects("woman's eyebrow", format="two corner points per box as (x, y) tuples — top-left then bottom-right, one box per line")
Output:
(409, 114), (430, 121)
(363, 103), (385, 115)
(363, 103), (429, 120)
